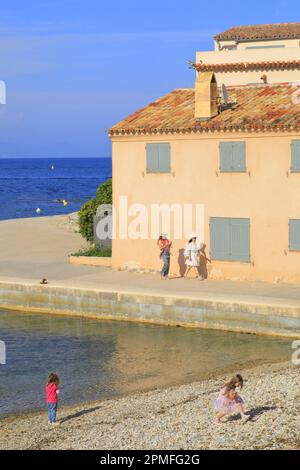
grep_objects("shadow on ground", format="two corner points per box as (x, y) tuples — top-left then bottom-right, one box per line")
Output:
(60, 406), (102, 424)
(227, 405), (277, 422)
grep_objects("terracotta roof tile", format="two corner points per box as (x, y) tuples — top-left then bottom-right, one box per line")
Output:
(109, 84), (300, 136)
(193, 60), (300, 72)
(215, 22), (300, 41)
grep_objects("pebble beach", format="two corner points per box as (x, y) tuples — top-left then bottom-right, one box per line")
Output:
(1, 361), (299, 450)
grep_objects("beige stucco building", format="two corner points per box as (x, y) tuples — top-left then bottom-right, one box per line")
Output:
(196, 22), (300, 85)
(109, 23), (300, 283)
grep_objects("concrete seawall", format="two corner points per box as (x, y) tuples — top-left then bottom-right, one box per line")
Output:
(1, 281), (300, 338)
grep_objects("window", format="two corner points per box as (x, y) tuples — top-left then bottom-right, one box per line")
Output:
(219, 142), (246, 172)
(291, 140), (300, 172)
(146, 143), (171, 173)
(222, 45), (237, 51)
(210, 217), (250, 262)
(289, 220), (300, 251)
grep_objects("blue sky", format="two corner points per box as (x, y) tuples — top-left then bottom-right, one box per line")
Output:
(0, 0), (298, 158)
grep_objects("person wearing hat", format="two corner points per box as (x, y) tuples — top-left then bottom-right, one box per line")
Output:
(157, 233), (172, 280)
(184, 234), (201, 279)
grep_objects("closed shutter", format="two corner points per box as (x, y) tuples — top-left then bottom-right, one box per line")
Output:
(210, 217), (250, 262)
(210, 217), (231, 260)
(220, 141), (246, 172)
(232, 142), (246, 172)
(230, 218), (250, 262)
(146, 144), (159, 172)
(291, 140), (300, 173)
(289, 219), (300, 251)
(158, 143), (171, 172)
(146, 143), (170, 173)
(219, 142), (233, 172)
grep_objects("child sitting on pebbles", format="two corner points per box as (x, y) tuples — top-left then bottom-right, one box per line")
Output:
(215, 374), (250, 425)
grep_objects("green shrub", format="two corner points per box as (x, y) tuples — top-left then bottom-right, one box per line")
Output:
(78, 198), (97, 242)
(78, 178), (112, 242)
(71, 247), (112, 257)
(96, 179), (112, 206)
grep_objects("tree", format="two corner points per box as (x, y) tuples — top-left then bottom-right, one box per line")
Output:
(79, 178), (112, 242)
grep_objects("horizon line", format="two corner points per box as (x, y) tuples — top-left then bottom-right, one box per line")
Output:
(0, 156), (112, 159)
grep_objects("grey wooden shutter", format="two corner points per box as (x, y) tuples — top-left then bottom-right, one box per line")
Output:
(210, 218), (231, 260)
(220, 141), (246, 172)
(146, 143), (170, 173)
(219, 142), (232, 172)
(210, 217), (250, 262)
(158, 143), (171, 172)
(230, 218), (250, 261)
(289, 219), (300, 251)
(146, 144), (159, 172)
(291, 141), (300, 173)
(232, 142), (246, 172)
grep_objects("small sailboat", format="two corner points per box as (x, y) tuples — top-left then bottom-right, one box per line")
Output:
(36, 208), (41, 214)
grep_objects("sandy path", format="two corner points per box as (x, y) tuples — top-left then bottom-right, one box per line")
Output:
(0, 214), (96, 282)
(0, 213), (85, 263)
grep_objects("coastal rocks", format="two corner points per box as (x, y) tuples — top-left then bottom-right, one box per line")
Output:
(53, 212), (79, 233)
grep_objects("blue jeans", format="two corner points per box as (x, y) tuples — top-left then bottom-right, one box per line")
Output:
(47, 403), (57, 423)
(161, 251), (170, 278)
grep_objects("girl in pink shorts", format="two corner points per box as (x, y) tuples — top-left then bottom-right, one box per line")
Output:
(215, 374), (249, 425)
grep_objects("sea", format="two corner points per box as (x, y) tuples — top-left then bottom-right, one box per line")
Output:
(0, 157), (112, 221)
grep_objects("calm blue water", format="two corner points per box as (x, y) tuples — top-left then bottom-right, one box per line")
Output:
(0, 158), (111, 221)
(0, 310), (291, 416)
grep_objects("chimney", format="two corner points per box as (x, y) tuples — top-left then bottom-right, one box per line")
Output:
(194, 71), (218, 120)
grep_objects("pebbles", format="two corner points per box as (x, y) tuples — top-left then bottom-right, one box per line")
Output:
(1, 361), (299, 450)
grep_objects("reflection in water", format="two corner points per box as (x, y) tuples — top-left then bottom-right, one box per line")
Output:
(0, 310), (290, 415)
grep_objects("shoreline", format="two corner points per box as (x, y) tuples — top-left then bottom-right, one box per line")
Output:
(1, 360), (299, 450)
(0, 354), (288, 422)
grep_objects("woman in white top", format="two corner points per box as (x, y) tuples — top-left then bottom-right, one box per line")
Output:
(184, 234), (202, 278)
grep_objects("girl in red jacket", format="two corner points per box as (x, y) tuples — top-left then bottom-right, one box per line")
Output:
(46, 372), (60, 425)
